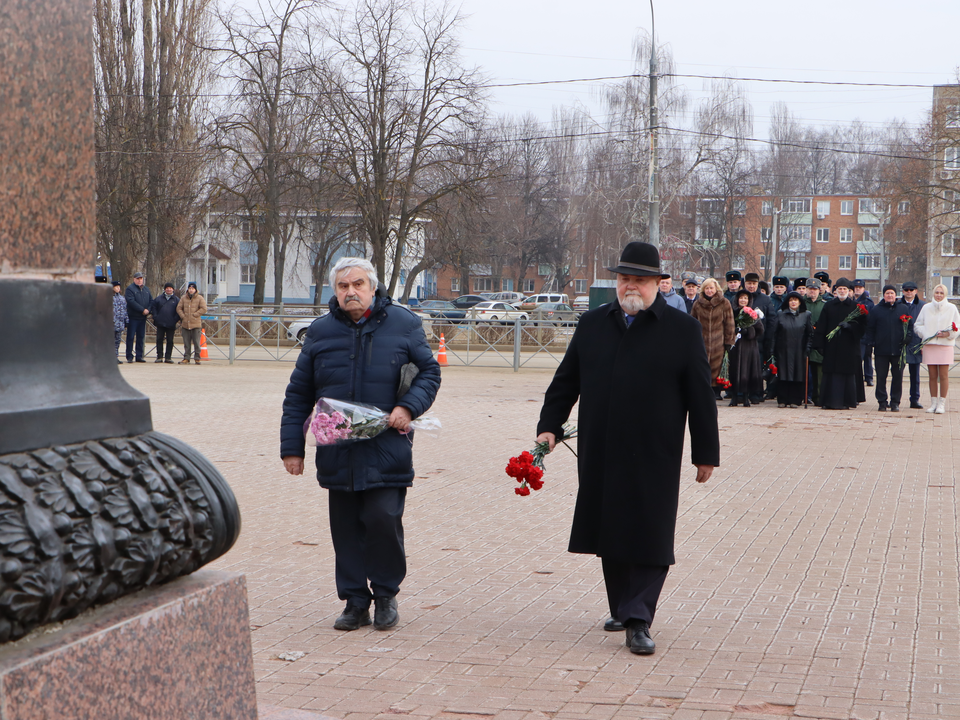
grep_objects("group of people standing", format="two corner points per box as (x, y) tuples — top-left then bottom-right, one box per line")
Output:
(681, 270), (959, 413)
(110, 273), (208, 364)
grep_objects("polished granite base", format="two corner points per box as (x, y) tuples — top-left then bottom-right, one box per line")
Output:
(0, 570), (257, 720)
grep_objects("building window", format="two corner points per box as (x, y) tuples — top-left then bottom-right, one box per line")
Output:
(815, 255), (829, 270)
(501, 278), (513, 292)
(575, 253), (586, 267)
(817, 200), (830, 217)
(859, 198), (878, 214)
(400, 269), (408, 285)
(680, 200), (693, 216)
(343, 241), (365, 258)
(954, 276), (960, 296)
(240, 219), (252, 241)
(943, 233), (958, 257)
(898, 200), (910, 215)
(733, 200), (746, 216)
(538, 264), (551, 276)
(759, 255), (767, 269)
(863, 227), (879, 243)
(521, 278), (536, 293)
(574, 279), (587, 294)
(473, 277), (493, 292)
(839, 256), (852, 270)
(840, 200), (853, 215)
(784, 198), (811, 213)
(858, 254), (881, 269)
(946, 190), (960, 213)
(816, 228), (830, 243)
(945, 147), (960, 170)
(761, 200), (773, 216)
(732, 255), (745, 269)
(947, 105), (960, 128)
(761, 227), (773, 242)
(840, 228), (853, 243)
(781, 252), (808, 268)
(700, 255), (711, 270)
(732, 227), (745, 242)
(897, 229), (909, 244)
(698, 198), (724, 214)
(240, 264), (256, 284)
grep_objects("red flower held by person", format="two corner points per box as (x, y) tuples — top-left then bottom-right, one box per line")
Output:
(506, 425), (577, 497)
(826, 303), (868, 341)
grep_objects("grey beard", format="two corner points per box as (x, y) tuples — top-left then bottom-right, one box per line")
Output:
(621, 294), (648, 314)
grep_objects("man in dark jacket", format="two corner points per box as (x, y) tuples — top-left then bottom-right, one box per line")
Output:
(280, 258), (441, 633)
(805, 279), (828, 404)
(149, 282), (180, 363)
(124, 272), (152, 363)
(865, 285), (908, 411)
(769, 276), (789, 314)
(900, 281), (925, 408)
(853, 279), (875, 386)
(536, 241), (719, 656)
(723, 270), (742, 307)
(682, 278), (699, 313)
(744, 272), (774, 401)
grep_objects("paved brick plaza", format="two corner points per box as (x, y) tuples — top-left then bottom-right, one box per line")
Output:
(125, 359), (960, 720)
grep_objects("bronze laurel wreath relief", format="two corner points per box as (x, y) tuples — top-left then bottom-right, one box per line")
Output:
(0, 432), (239, 642)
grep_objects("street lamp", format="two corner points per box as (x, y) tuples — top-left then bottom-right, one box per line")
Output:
(647, 0), (660, 249)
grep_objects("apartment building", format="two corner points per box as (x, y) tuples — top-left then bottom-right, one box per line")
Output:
(927, 85), (960, 296)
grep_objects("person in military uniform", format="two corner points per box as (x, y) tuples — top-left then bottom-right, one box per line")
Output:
(723, 270), (742, 307)
(769, 276), (790, 314)
(814, 272), (833, 300)
(852, 279), (875, 386)
(793, 277), (807, 298)
(744, 272), (774, 403)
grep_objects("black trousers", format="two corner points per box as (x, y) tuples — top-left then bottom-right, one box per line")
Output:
(874, 354), (903, 405)
(861, 343), (874, 382)
(125, 317), (146, 360)
(328, 487), (407, 607)
(808, 361), (822, 404)
(601, 558), (669, 627)
(155, 326), (176, 360)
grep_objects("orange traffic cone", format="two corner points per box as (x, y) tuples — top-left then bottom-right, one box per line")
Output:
(199, 329), (209, 361)
(436, 332), (448, 366)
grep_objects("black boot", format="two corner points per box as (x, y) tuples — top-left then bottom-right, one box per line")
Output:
(728, 398), (738, 407)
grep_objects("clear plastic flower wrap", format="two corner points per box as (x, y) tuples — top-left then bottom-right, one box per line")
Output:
(304, 397), (441, 446)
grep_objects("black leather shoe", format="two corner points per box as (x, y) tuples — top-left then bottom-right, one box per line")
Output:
(135, 359), (146, 363)
(373, 596), (399, 630)
(878, 403), (887, 411)
(334, 604), (371, 631)
(625, 621), (656, 655)
(890, 404), (900, 412)
(728, 398), (738, 407)
(603, 617), (623, 632)
(154, 358), (164, 363)
(866, 380), (874, 386)
(910, 401), (923, 409)
(742, 398), (751, 408)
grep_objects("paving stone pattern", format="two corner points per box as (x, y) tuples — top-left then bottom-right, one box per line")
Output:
(125, 360), (960, 720)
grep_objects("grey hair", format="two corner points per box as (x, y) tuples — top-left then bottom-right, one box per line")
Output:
(330, 256), (378, 292)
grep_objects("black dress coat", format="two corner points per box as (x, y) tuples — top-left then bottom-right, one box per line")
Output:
(537, 294), (720, 566)
(774, 309), (813, 383)
(811, 297), (868, 374)
(729, 311), (764, 397)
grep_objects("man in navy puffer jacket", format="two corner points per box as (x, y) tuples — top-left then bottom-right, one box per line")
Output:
(281, 257), (441, 632)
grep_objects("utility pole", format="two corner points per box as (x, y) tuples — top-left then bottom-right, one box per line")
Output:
(647, 0), (660, 249)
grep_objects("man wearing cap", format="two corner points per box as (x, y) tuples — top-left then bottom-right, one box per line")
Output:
(659, 275), (687, 313)
(111, 280), (128, 365)
(124, 272), (152, 363)
(900, 282), (925, 408)
(536, 241), (720, 656)
(815, 272), (833, 300)
(723, 271), (742, 307)
(852, 280), (875, 386)
(682, 278), (700, 313)
(177, 281), (208, 365)
(811, 278), (867, 409)
(865, 285), (908, 411)
(805, 279), (828, 404)
(149, 282), (180, 364)
(793, 277), (807, 298)
(769, 276), (790, 314)
(744, 272), (774, 403)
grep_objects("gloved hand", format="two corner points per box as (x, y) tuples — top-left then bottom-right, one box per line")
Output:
(839, 322), (851, 331)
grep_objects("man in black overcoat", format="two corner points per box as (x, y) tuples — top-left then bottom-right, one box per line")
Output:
(810, 277), (867, 409)
(536, 241), (720, 656)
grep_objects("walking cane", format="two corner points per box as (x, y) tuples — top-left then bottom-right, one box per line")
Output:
(804, 356), (809, 409)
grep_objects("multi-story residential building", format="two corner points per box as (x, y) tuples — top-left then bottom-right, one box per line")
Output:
(927, 84), (960, 296)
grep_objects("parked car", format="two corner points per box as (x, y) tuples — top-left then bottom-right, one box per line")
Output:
(573, 295), (590, 312)
(452, 294), (488, 308)
(489, 291), (525, 305)
(418, 300), (466, 321)
(468, 301), (530, 325)
(286, 315), (325, 343)
(531, 302), (579, 326)
(518, 293), (571, 312)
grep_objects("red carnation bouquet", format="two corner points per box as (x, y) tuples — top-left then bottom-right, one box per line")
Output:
(826, 303), (868, 341)
(507, 423), (577, 496)
(916, 321), (959, 351)
(716, 350), (732, 390)
(899, 314), (912, 367)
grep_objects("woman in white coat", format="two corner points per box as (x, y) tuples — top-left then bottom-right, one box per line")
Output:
(914, 284), (960, 413)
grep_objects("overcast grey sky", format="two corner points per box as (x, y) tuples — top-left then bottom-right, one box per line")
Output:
(454, 0), (960, 137)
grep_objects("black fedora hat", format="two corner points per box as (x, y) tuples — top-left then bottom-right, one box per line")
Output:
(606, 241), (666, 277)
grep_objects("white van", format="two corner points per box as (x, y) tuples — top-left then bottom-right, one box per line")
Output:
(518, 293), (570, 310)
(490, 291), (525, 305)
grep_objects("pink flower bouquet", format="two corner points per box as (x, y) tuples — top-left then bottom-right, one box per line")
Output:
(304, 398), (441, 446)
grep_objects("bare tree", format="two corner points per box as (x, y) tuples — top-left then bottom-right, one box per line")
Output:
(317, 0), (487, 296)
